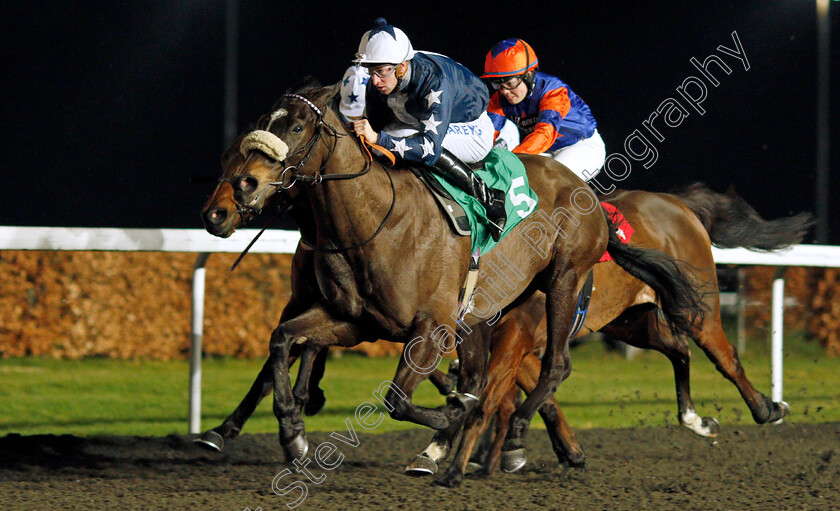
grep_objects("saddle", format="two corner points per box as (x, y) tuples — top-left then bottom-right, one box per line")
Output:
(409, 167), (472, 237)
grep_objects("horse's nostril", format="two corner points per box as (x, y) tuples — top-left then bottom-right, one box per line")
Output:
(204, 208), (228, 226)
(238, 176), (258, 194)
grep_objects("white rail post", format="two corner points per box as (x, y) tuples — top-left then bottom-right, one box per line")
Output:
(736, 267), (746, 353)
(771, 272), (785, 405)
(189, 252), (211, 434)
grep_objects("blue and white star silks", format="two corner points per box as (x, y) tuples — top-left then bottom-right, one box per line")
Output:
(420, 138), (435, 158)
(368, 20), (397, 40)
(422, 114), (442, 135)
(391, 138), (411, 158)
(424, 89), (443, 108)
(365, 52), (489, 165)
(339, 65), (370, 121)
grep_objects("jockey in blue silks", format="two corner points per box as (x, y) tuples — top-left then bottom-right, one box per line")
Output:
(350, 18), (507, 241)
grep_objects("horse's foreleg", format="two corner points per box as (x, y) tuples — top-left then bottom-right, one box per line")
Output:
(194, 357), (275, 451)
(195, 294), (319, 452)
(428, 367), (458, 396)
(268, 304), (364, 462)
(403, 323), (492, 478)
(292, 346), (329, 417)
(433, 322), (523, 487)
(483, 386), (518, 475)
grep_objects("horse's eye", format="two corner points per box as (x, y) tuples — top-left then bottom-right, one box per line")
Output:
(292, 125), (303, 134)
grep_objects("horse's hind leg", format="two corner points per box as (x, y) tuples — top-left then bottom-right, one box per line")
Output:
(516, 352), (586, 469)
(602, 305), (720, 437)
(504, 267), (579, 460)
(690, 300), (789, 424)
(403, 322), (492, 477)
(432, 321), (527, 487)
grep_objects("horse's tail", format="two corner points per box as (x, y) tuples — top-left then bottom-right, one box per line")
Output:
(604, 209), (707, 338)
(675, 182), (814, 251)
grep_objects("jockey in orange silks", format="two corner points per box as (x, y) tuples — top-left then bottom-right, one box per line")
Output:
(483, 38), (605, 183)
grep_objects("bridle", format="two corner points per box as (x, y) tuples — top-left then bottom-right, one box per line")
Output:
(235, 92), (397, 256)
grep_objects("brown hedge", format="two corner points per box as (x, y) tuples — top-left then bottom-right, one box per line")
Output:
(1, 252), (836, 359)
(0, 251), (402, 359)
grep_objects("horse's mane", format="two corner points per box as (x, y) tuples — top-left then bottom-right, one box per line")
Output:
(250, 76), (326, 131)
(286, 75), (323, 95)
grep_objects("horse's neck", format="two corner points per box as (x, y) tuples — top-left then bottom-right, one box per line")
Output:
(309, 109), (467, 264)
(307, 116), (401, 246)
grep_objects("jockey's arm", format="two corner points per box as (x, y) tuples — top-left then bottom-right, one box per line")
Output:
(374, 78), (452, 165)
(352, 119), (378, 145)
(513, 87), (578, 155)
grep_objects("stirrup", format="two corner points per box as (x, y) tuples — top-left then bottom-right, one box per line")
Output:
(484, 188), (507, 241)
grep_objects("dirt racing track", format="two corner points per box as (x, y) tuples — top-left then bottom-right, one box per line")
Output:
(0, 422), (838, 510)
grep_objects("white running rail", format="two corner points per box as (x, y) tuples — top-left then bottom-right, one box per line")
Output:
(2, 226), (838, 433)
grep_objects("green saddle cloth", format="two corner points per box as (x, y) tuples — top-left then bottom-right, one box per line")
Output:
(429, 148), (539, 254)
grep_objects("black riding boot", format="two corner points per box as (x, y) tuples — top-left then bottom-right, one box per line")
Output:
(431, 149), (507, 242)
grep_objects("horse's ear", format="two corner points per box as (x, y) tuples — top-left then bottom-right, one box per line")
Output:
(312, 82), (342, 108)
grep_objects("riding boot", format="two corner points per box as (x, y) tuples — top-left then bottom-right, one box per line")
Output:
(431, 149), (507, 242)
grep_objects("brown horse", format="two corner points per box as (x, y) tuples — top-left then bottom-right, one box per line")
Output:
(207, 82), (703, 466)
(432, 184), (811, 486)
(199, 130), (464, 449)
(200, 96), (804, 483)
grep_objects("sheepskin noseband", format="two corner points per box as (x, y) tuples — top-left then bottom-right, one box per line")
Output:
(240, 130), (289, 162)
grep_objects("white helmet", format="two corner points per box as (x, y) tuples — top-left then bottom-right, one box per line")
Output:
(354, 18), (415, 65)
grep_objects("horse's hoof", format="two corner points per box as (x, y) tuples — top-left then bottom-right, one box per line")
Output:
(446, 391), (479, 411)
(704, 417), (721, 436)
(282, 433), (309, 462)
(431, 471), (463, 488)
(772, 401), (791, 424)
(501, 448), (527, 473)
(465, 461), (483, 474)
(193, 430), (224, 452)
(681, 410), (720, 437)
(405, 454), (438, 477)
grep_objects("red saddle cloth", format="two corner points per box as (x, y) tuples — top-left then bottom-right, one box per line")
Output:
(599, 202), (635, 262)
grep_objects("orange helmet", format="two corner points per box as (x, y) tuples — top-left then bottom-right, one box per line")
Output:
(481, 38), (539, 79)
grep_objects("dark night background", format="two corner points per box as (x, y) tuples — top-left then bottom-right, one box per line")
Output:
(2, 1), (838, 242)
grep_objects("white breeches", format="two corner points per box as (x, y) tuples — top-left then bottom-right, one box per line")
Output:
(544, 129), (606, 182)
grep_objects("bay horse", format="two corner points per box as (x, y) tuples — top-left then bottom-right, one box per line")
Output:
(432, 184), (811, 486)
(199, 129), (460, 443)
(207, 82), (704, 465)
